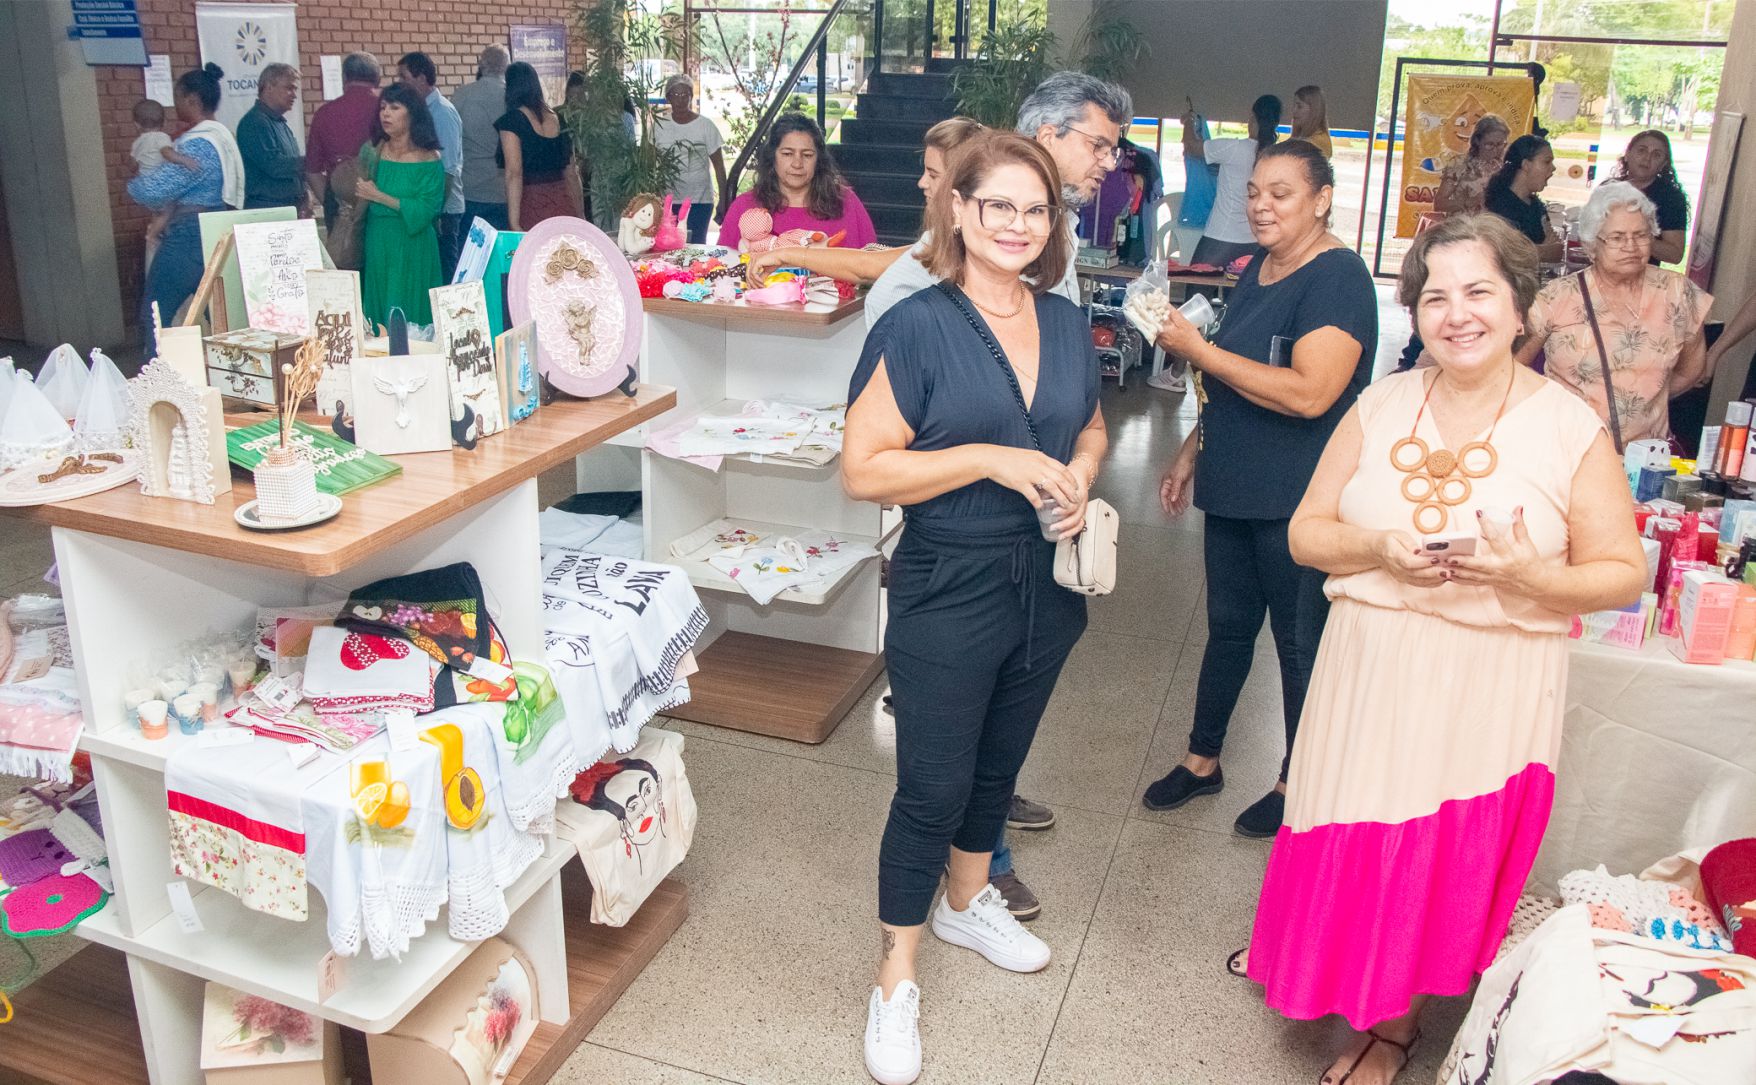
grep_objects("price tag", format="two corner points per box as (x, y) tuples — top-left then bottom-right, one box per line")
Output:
(386, 709), (421, 751)
(197, 727), (253, 748)
(286, 743), (320, 769)
(252, 673), (304, 712)
(463, 655), (513, 683)
(318, 949), (346, 1002)
(165, 880), (204, 934)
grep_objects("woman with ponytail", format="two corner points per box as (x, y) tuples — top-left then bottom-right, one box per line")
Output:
(1181, 93), (1283, 267)
(1483, 134), (1562, 262)
(128, 63), (244, 350)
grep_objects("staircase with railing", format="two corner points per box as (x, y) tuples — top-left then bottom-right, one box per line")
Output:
(717, 1), (990, 248)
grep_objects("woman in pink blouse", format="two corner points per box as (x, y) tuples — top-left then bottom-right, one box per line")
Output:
(1516, 182), (1712, 446)
(718, 113), (877, 250)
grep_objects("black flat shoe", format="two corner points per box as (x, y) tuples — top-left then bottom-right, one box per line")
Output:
(1234, 789), (1286, 838)
(1142, 765), (1223, 811)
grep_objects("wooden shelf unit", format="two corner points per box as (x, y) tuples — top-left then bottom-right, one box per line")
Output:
(577, 300), (887, 744)
(0, 384), (682, 1085)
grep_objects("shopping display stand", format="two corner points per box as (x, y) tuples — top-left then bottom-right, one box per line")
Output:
(575, 296), (894, 744)
(0, 390), (690, 1085)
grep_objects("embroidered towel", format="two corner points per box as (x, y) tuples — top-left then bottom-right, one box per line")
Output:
(540, 548), (707, 759)
(304, 732), (448, 959)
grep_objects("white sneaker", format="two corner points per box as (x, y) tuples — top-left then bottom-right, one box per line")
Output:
(864, 981), (921, 1085)
(930, 884), (1051, 972)
(1147, 369), (1187, 392)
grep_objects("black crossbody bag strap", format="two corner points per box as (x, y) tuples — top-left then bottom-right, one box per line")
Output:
(935, 281), (1043, 452)
(1576, 273), (1625, 454)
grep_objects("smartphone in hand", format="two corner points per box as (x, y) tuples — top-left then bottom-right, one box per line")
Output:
(1422, 532), (1478, 557)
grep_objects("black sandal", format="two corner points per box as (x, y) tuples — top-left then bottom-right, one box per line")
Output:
(1323, 1027), (1420, 1085)
(1225, 948), (1248, 978)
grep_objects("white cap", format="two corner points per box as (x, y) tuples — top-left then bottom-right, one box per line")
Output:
(1728, 400), (1754, 426)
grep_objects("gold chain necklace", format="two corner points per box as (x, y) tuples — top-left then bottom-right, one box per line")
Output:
(1390, 368), (1515, 534)
(968, 286), (1026, 321)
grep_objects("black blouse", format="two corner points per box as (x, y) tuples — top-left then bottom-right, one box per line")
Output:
(494, 108), (572, 180)
(1194, 247), (1378, 520)
(851, 284), (1099, 529)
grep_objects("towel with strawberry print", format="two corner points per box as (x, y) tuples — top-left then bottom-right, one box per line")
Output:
(339, 562), (494, 675)
(302, 625), (435, 715)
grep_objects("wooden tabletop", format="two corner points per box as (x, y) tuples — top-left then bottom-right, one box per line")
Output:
(6, 386), (676, 577)
(641, 294), (864, 328)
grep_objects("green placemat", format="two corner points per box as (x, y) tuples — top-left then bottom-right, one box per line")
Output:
(226, 421), (402, 496)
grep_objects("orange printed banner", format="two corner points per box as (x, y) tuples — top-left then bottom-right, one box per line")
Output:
(1397, 75), (1536, 238)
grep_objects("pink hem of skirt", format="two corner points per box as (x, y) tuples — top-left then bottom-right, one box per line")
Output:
(1247, 761), (1555, 1030)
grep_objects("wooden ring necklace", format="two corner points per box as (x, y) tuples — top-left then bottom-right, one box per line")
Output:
(1390, 366), (1514, 534)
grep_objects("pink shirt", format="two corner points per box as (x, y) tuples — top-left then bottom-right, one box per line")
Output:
(717, 187), (877, 249)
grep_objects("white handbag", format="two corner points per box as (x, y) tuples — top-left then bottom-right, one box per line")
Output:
(1055, 498), (1118, 596)
(937, 282), (1117, 597)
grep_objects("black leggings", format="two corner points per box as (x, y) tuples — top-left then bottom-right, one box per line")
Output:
(1187, 513), (1329, 782)
(878, 519), (1086, 927)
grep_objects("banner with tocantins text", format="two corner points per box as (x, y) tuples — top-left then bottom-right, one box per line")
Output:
(196, 1), (304, 148)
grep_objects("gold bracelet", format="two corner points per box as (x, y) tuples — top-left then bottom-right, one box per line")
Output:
(1071, 452), (1098, 490)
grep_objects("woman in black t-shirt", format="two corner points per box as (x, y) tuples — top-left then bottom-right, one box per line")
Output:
(1611, 129), (1689, 265)
(1483, 135), (1562, 262)
(1141, 140), (1378, 839)
(494, 61), (581, 230)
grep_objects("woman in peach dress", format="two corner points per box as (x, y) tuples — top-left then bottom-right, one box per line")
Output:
(1245, 213), (1646, 1085)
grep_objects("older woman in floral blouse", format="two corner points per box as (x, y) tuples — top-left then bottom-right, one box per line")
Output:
(1515, 181), (1711, 446)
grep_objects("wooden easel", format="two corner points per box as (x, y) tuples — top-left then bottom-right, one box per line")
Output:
(171, 231), (232, 333)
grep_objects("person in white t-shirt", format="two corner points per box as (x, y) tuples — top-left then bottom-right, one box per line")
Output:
(1182, 93), (1282, 267)
(653, 75), (728, 244)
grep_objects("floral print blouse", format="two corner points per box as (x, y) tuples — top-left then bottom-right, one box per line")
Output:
(1525, 267), (1712, 443)
(1439, 154), (1498, 214)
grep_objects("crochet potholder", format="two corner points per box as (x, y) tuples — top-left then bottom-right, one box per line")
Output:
(0, 870), (106, 937)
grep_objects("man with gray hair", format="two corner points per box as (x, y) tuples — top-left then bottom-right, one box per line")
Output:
(306, 52), (382, 221)
(1015, 70), (1133, 213)
(864, 69), (1131, 324)
(452, 44), (513, 231)
(238, 62), (306, 211)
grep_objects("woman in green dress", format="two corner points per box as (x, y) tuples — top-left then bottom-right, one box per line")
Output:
(355, 82), (445, 328)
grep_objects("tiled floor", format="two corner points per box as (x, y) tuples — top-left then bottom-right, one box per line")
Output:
(552, 287), (1468, 1085)
(4, 288), (1470, 1084)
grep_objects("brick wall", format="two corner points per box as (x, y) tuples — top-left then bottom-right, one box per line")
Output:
(96, 0), (580, 328)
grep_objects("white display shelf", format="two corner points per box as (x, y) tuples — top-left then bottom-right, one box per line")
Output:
(577, 299), (885, 743)
(670, 517), (886, 607)
(643, 397), (843, 473)
(0, 393), (678, 1085)
(77, 836), (574, 1032)
(80, 716), (255, 772)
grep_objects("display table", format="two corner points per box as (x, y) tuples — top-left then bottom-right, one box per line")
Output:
(0, 390), (691, 1085)
(575, 296), (892, 744)
(1529, 637), (1756, 895)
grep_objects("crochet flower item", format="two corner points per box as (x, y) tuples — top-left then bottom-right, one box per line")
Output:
(0, 869), (106, 937)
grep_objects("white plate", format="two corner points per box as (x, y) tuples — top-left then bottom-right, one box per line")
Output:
(234, 493), (343, 531)
(0, 451), (141, 506)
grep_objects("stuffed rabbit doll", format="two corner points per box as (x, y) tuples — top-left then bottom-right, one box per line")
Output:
(651, 195), (691, 253)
